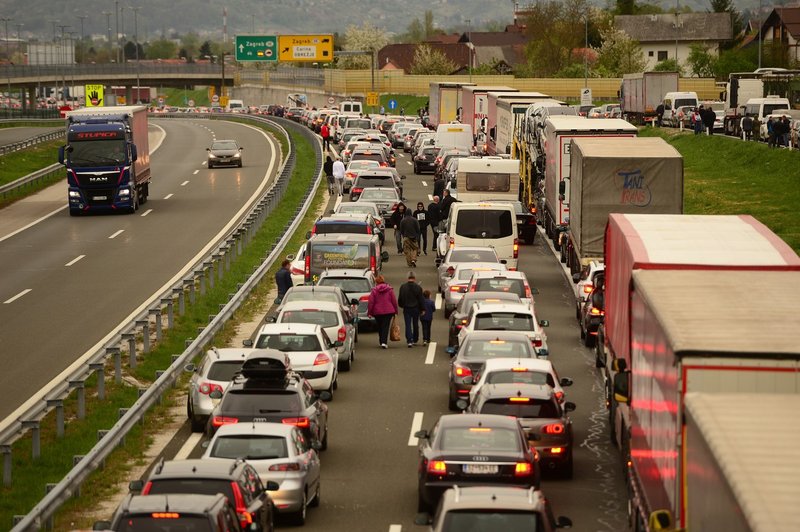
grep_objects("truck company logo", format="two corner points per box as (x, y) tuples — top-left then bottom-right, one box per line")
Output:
(88, 176), (108, 182)
(75, 132), (119, 139)
(618, 169), (652, 207)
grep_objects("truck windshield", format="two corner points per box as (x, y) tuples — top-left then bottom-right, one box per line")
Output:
(68, 140), (126, 167)
(764, 103), (789, 115)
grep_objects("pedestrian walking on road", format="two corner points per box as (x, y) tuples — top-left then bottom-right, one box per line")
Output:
(440, 189), (457, 220)
(433, 175), (445, 200)
(427, 196), (441, 252)
(413, 202), (429, 255)
(390, 202), (408, 254)
(275, 259), (293, 299)
(367, 275), (398, 349)
(421, 289), (435, 345)
(332, 157), (346, 196)
(398, 271), (425, 347)
(400, 210), (421, 267)
(323, 155), (335, 194)
(320, 123), (331, 151)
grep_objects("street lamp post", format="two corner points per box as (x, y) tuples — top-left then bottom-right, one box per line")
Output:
(130, 6), (141, 103)
(584, 15), (588, 88)
(1, 17), (10, 108)
(77, 14), (86, 63)
(466, 19), (472, 82)
(102, 11), (112, 61)
(58, 25), (70, 103)
(757, 0), (763, 69)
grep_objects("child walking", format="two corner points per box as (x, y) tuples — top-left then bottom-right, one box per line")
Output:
(421, 289), (435, 346)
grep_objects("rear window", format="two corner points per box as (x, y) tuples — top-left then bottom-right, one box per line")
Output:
(455, 209), (514, 239)
(284, 291), (341, 305)
(474, 278), (526, 298)
(485, 370), (555, 387)
(118, 515), (211, 531)
(315, 222), (368, 234)
(441, 510), (543, 531)
(355, 176), (393, 188)
(450, 250), (498, 263)
(463, 340), (532, 359)
(440, 427), (520, 452)
(479, 398), (560, 418)
(360, 189), (397, 201)
(209, 435), (289, 460)
(279, 310), (339, 328)
(465, 173), (511, 193)
(346, 119), (372, 129)
(318, 277), (371, 294)
(352, 152), (384, 163)
(309, 243), (370, 270)
(255, 333), (322, 352)
(474, 312), (533, 331)
(147, 478), (233, 502)
(764, 103), (789, 115)
(674, 98), (696, 108)
(206, 360), (244, 382)
(222, 391), (301, 412)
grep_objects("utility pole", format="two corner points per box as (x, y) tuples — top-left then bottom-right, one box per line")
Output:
(1, 17), (10, 106)
(77, 14), (86, 63)
(757, 0), (763, 69)
(584, 15), (588, 88)
(466, 19), (472, 82)
(115, 0), (120, 63)
(102, 11), (112, 61)
(58, 24), (70, 103)
(130, 6), (141, 102)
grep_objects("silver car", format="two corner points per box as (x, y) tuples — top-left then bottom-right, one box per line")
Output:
(275, 300), (357, 372)
(202, 422), (321, 522)
(442, 262), (508, 318)
(436, 247), (502, 294)
(184, 347), (251, 432)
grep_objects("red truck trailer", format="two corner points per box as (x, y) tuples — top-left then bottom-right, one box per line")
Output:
(459, 85), (517, 141)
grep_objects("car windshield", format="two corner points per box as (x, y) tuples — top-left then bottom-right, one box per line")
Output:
(206, 360), (244, 382)
(441, 510), (544, 530)
(318, 277), (371, 294)
(449, 250), (498, 263)
(210, 435), (289, 460)
(255, 334), (322, 351)
(455, 210), (514, 239)
(280, 310), (339, 328)
(118, 516), (211, 531)
(480, 398), (560, 419)
(352, 152), (384, 163)
(211, 141), (238, 150)
(360, 189), (397, 200)
(474, 278), (526, 298)
(474, 313), (534, 331)
(463, 340), (532, 359)
(66, 139), (127, 167)
(146, 479), (234, 502)
(440, 427), (521, 452)
(485, 370), (555, 387)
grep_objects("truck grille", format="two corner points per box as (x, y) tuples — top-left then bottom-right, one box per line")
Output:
(75, 172), (118, 187)
(86, 189), (115, 205)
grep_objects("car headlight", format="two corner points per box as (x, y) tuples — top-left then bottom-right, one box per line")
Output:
(208, 153), (217, 159)
(233, 152), (241, 158)
(68, 190), (81, 198)
(118, 187), (130, 197)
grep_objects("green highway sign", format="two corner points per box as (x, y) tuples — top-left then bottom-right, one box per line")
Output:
(235, 35), (278, 62)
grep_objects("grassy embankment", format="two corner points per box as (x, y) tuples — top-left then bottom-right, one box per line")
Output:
(0, 122), (328, 530)
(0, 140), (64, 208)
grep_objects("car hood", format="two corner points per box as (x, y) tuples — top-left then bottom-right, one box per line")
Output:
(210, 148), (239, 156)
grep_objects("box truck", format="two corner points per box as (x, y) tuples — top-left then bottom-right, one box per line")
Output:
(620, 71), (678, 125)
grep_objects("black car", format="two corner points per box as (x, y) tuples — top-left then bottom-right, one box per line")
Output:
(207, 352), (330, 450)
(447, 291), (523, 348)
(415, 413), (540, 513)
(131, 459), (278, 531)
(95, 493), (245, 531)
(580, 273), (605, 349)
(414, 146), (440, 174)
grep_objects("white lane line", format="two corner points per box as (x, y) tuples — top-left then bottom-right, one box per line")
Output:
(389, 526), (402, 532)
(202, 161), (207, 166)
(434, 293), (442, 310)
(193, 170), (199, 175)
(108, 229), (125, 239)
(4, 289), (32, 304)
(164, 193), (174, 200)
(334, 194), (342, 210)
(428, 194), (433, 201)
(65, 255), (85, 267)
(406, 161), (413, 166)
(421, 180), (428, 187)
(140, 209), (153, 217)
(408, 412), (424, 446)
(180, 180), (190, 186)
(174, 432), (203, 460)
(425, 342), (437, 365)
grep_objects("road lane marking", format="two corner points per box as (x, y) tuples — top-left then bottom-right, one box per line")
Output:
(406, 161), (413, 166)
(140, 209), (153, 217)
(109, 230), (125, 239)
(435, 293), (441, 310)
(428, 194), (433, 201)
(408, 412), (424, 446)
(389, 526), (402, 532)
(4, 289), (32, 304)
(164, 193), (174, 200)
(334, 194), (342, 210)
(421, 180), (428, 187)
(180, 180), (190, 186)
(174, 432), (203, 460)
(202, 161), (207, 166)
(65, 255), (85, 267)
(425, 342), (437, 365)
(193, 170), (199, 175)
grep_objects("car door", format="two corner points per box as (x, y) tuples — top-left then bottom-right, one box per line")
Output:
(303, 381), (326, 446)
(294, 429), (321, 494)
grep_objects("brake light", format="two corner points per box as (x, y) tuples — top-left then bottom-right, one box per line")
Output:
(151, 513), (180, 519)
(543, 423), (565, 435)
(304, 255), (310, 277)
(211, 416), (238, 427)
(141, 481), (153, 495)
(532, 336), (543, 348)
(514, 462), (533, 476)
(338, 326), (347, 343)
(366, 225), (372, 234)
(511, 367), (528, 372)
(311, 226), (317, 235)
(590, 307), (604, 316)
(583, 284), (594, 294)
(513, 238), (519, 259)
(554, 391), (564, 402)
(198, 382), (224, 395)
(379, 162), (388, 167)
(269, 462), (302, 471)
(450, 285), (467, 293)
(427, 460), (447, 474)
(282, 417), (310, 428)
(454, 365), (472, 377)
(549, 447), (564, 455)
(370, 254), (377, 273)
(313, 353), (331, 366)
(509, 397), (530, 403)
(231, 481), (253, 528)
(525, 285), (532, 299)
(359, 295), (370, 302)
(449, 237), (455, 249)
(353, 187), (363, 195)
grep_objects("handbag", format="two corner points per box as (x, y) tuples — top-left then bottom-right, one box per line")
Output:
(390, 316), (401, 342)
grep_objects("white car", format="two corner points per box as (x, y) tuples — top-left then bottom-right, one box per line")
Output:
(465, 270), (537, 308)
(457, 302), (549, 358)
(253, 323), (339, 396)
(185, 347), (251, 432)
(202, 422), (321, 522)
(572, 260), (604, 320)
(442, 262), (507, 318)
(286, 244), (307, 287)
(275, 300), (357, 371)
(436, 246), (502, 294)
(344, 160), (380, 192)
(334, 201), (384, 230)
(468, 358), (573, 406)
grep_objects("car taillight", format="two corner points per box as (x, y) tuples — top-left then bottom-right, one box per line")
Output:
(304, 255), (310, 277)
(282, 417), (310, 428)
(353, 187), (363, 195)
(379, 162), (388, 167)
(311, 226), (317, 235)
(269, 462), (302, 471)
(525, 285), (532, 299)
(532, 336), (543, 348)
(513, 238), (519, 259)
(583, 283), (594, 294)
(391, 203), (398, 211)
(450, 285), (467, 293)
(370, 254), (377, 273)
(211, 416), (239, 428)
(554, 391), (564, 402)
(198, 382), (224, 395)
(343, 150), (351, 156)
(454, 365), (472, 377)
(427, 460), (447, 474)
(338, 326), (347, 342)
(231, 481), (253, 528)
(590, 307), (605, 316)
(449, 237), (455, 249)
(543, 423), (565, 435)
(313, 353), (331, 366)
(366, 225), (372, 234)
(549, 447), (565, 455)
(514, 462), (533, 476)
(359, 295), (370, 303)
(141, 481), (153, 495)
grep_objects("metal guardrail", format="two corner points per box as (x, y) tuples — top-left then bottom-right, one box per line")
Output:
(7, 115), (323, 531)
(0, 130), (64, 157)
(0, 163), (62, 199)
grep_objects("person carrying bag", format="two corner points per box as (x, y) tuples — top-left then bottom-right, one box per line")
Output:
(367, 275), (398, 349)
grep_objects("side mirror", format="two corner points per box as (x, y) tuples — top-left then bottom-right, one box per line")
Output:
(130, 144), (138, 162)
(305, 231), (312, 239)
(265, 480), (279, 491)
(455, 399), (468, 411)
(128, 479), (144, 493)
(499, 259), (507, 265)
(311, 441), (322, 451)
(273, 297), (283, 305)
(538, 319), (549, 327)
(612, 358), (627, 372)
(530, 287), (540, 295)
(209, 389), (223, 400)
(401, 174), (407, 180)
(414, 513), (432, 525)
(201, 441), (210, 449)
(560, 377), (573, 387)
(414, 429), (429, 439)
(206, 147), (211, 151)
(286, 254), (295, 261)
(333, 340), (344, 348)
(319, 390), (333, 402)
(239, 146), (244, 151)
(555, 516), (573, 529)
(93, 521), (112, 530)
(184, 363), (196, 373)
(381, 251), (390, 261)
(649, 510), (674, 531)
(462, 376), (473, 385)
(445, 346), (457, 356)
(268, 316), (277, 323)
(572, 272), (580, 283)
(564, 401), (577, 413)
(58, 145), (66, 165)
(242, 339), (254, 348)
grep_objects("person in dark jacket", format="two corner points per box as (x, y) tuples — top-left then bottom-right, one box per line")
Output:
(702, 106), (716, 135)
(655, 103), (665, 127)
(413, 202), (429, 255)
(323, 155), (334, 194)
(433, 175), (445, 200)
(421, 289), (435, 345)
(741, 115), (754, 141)
(440, 189), (457, 220)
(397, 271), (425, 347)
(399, 210), (421, 267)
(389, 202), (408, 254)
(275, 259), (293, 298)
(427, 196), (441, 251)
(367, 275), (398, 348)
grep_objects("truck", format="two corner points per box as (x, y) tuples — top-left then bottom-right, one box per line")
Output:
(459, 85), (517, 141)
(564, 137), (683, 276)
(684, 393), (800, 532)
(620, 71), (678, 125)
(485, 92), (550, 156)
(428, 82), (475, 128)
(612, 269), (800, 531)
(454, 157), (520, 203)
(59, 105), (151, 216)
(598, 213), (800, 475)
(721, 69), (800, 136)
(540, 117), (637, 248)
(493, 96), (553, 157)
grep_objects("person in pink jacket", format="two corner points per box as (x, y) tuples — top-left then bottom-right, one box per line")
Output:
(367, 275), (398, 349)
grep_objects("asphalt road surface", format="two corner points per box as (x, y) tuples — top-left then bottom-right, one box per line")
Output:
(166, 145), (628, 531)
(0, 118), (280, 422)
(0, 126), (62, 147)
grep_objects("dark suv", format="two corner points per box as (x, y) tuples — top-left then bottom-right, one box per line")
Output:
(132, 459), (277, 531)
(95, 493), (244, 531)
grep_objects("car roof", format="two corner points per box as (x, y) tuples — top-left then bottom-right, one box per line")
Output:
(151, 458), (245, 479)
(482, 357), (555, 372)
(285, 285), (343, 294)
(440, 486), (545, 511)
(212, 421), (295, 438)
(257, 322), (321, 334)
(278, 300), (344, 312)
(453, 262), (507, 272)
(308, 233), (377, 243)
(203, 347), (257, 362)
(463, 331), (535, 343)
(461, 291), (522, 304)
(480, 383), (554, 401)
(437, 413), (522, 430)
(316, 215), (370, 224)
(448, 246), (499, 254)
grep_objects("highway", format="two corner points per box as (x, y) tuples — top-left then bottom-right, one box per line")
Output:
(0, 126), (62, 147)
(155, 146), (629, 530)
(0, 118), (280, 422)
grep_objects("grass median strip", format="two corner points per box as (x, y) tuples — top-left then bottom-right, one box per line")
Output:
(0, 121), (324, 529)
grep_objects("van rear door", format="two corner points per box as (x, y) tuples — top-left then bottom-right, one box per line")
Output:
(452, 207), (517, 268)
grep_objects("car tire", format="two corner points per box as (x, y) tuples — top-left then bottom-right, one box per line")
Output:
(524, 234), (535, 245)
(562, 454), (574, 479)
(207, 162), (213, 169)
(576, 305), (582, 321)
(187, 402), (205, 433)
(579, 324), (586, 339)
(584, 330), (596, 348)
(237, 160), (243, 168)
(444, 306), (453, 319)
(448, 390), (459, 411)
(339, 350), (353, 372)
(320, 426), (329, 451)
(309, 483), (321, 508)
(417, 491), (428, 514)
(291, 491), (307, 525)
(413, 164), (418, 174)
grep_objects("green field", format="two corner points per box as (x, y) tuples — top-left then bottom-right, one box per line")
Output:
(366, 94), (428, 116)
(640, 128), (800, 252)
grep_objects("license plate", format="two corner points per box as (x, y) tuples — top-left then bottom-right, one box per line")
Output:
(94, 195), (107, 200)
(463, 464), (498, 474)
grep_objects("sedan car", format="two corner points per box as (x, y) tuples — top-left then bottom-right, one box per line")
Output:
(457, 302), (549, 357)
(275, 300), (357, 371)
(446, 331), (540, 410)
(350, 171), (402, 202)
(468, 384), (576, 477)
(202, 422), (321, 525)
(414, 146), (440, 174)
(274, 285), (356, 323)
(436, 247), (502, 293)
(415, 413), (540, 513)
(357, 187), (401, 225)
(469, 358), (573, 406)
(447, 291), (523, 348)
(185, 347), (251, 432)
(344, 160), (381, 192)
(206, 139), (243, 168)
(442, 262), (508, 318)
(466, 271), (536, 308)
(317, 268), (376, 332)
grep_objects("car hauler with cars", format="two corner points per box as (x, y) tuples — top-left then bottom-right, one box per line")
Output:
(613, 269), (800, 532)
(620, 71), (678, 125)
(59, 105), (151, 215)
(564, 137), (683, 275)
(486, 92), (551, 156)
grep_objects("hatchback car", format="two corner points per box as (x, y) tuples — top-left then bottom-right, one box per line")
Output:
(334, 201), (384, 230)
(469, 358), (573, 406)
(572, 260), (604, 320)
(357, 187), (401, 224)
(344, 160), (381, 191)
(310, 213), (383, 245)
(317, 268), (376, 332)
(274, 285), (356, 322)
(442, 262), (508, 318)
(96, 493), (247, 532)
(446, 331), (539, 410)
(457, 302), (549, 357)
(447, 291), (523, 348)
(580, 275), (605, 349)
(275, 300), (357, 371)
(185, 347), (251, 432)
(350, 170), (404, 201)
(436, 247), (502, 293)
(414, 146), (441, 174)
(207, 139), (243, 168)
(415, 413), (540, 513)
(350, 147), (389, 167)
(466, 271), (536, 308)
(203, 423), (321, 525)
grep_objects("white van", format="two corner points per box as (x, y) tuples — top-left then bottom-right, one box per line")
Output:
(338, 100), (363, 115)
(226, 99), (245, 113)
(455, 157), (520, 202)
(743, 95), (791, 123)
(661, 91), (698, 126)
(434, 123), (474, 150)
(438, 202), (519, 270)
